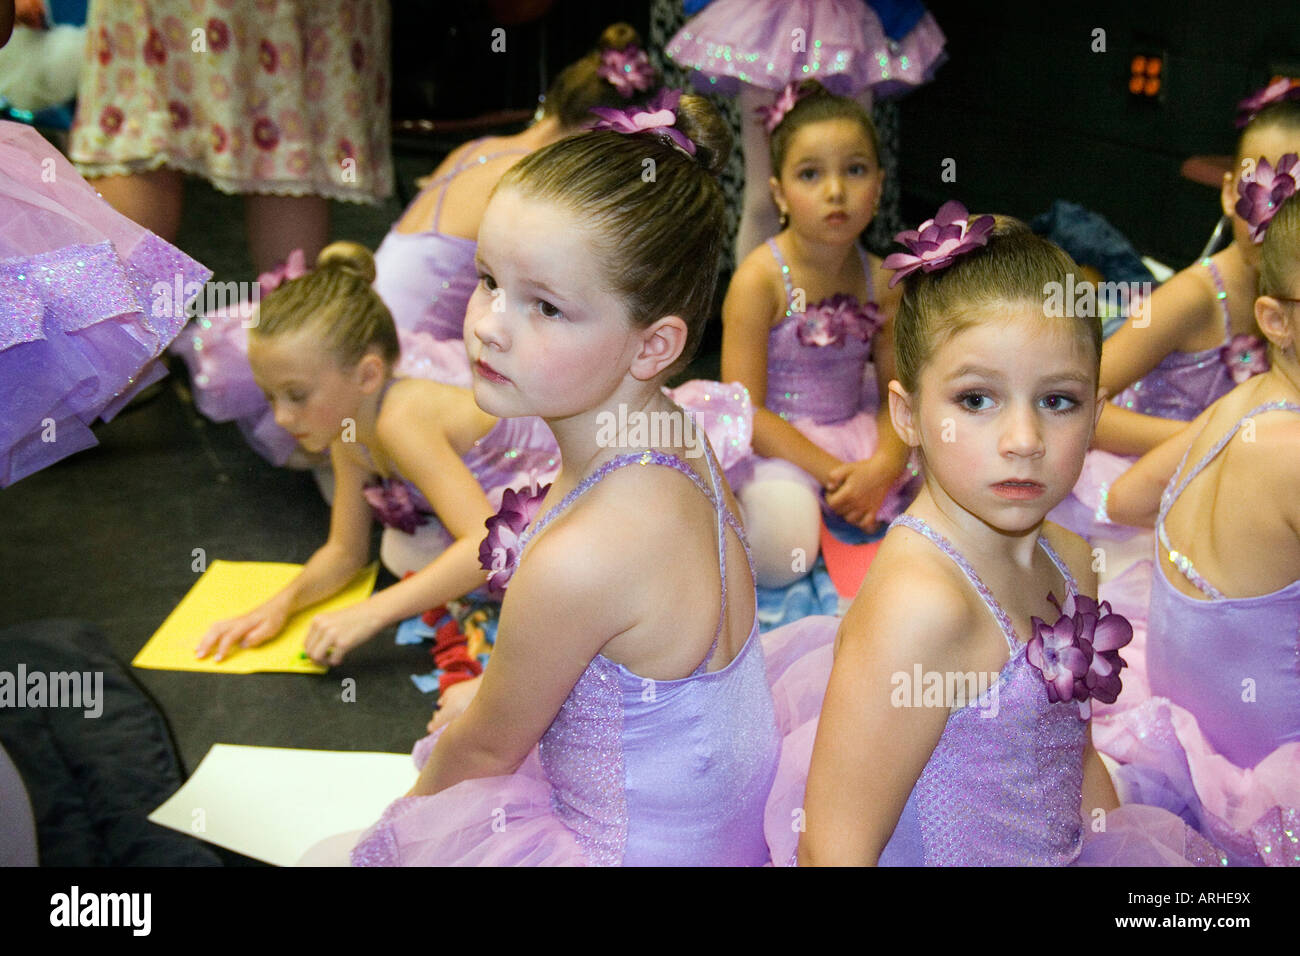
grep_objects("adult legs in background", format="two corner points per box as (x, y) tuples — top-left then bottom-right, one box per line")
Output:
(87, 168), (185, 242)
(244, 193), (330, 276)
(740, 478), (822, 589)
(735, 85), (780, 263)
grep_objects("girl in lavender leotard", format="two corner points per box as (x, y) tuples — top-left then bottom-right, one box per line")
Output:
(1052, 84), (1300, 540)
(1099, 193), (1300, 867)
(194, 242), (558, 669)
(172, 23), (657, 467)
(762, 209), (1223, 866)
(300, 92), (793, 867)
(717, 82), (915, 587)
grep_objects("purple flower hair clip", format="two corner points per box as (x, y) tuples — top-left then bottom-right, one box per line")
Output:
(596, 45), (656, 98)
(589, 88), (696, 157)
(1221, 333), (1270, 384)
(1235, 77), (1300, 129)
(755, 81), (809, 135)
(478, 481), (552, 597)
(1236, 153), (1298, 243)
(1025, 593), (1133, 721)
(882, 201), (996, 288)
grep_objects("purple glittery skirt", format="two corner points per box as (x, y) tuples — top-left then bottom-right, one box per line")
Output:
(0, 121), (211, 487)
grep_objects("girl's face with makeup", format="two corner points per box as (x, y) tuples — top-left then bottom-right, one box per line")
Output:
(898, 305), (1103, 533)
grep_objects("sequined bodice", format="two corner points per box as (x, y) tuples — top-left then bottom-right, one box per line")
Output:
(879, 516), (1088, 866)
(520, 442), (780, 865)
(1148, 401), (1300, 768)
(1115, 260), (1259, 421)
(764, 239), (880, 425)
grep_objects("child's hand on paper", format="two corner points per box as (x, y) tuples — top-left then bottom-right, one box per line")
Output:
(196, 600), (289, 662)
(303, 603), (382, 666)
(426, 675), (481, 733)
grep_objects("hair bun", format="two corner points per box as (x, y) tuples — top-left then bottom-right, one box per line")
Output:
(598, 22), (640, 52)
(316, 240), (376, 284)
(675, 92), (732, 177)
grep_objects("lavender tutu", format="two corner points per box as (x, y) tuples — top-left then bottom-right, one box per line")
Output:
(666, 0), (946, 97)
(0, 122), (211, 487)
(1092, 402), (1300, 867)
(761, 516), (1225, 866)
(350, 441), (783, 866)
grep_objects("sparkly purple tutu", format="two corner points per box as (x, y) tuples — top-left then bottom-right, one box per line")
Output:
(666, 0), (946, 97)
(0, 121), (210, 487)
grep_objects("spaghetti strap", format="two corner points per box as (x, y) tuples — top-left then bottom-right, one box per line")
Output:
(429, 138), (531, 233)
(517, 426), (751, 676)
(1157, 400), (1300, 599)
(1202, 258), (1232, 345)
(856, 244), (874, 303)
(766, 238), (797, 318)
(889, 514), (1076, 657)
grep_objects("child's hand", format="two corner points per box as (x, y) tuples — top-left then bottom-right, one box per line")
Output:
(196, 602), (289, 662)
(825, 457), (896, 531)
(426, 675), (482, 733)
(303, 603), (383, 666)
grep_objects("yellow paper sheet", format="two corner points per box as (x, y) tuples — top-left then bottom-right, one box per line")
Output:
(148, 744), (416, 866)
(134, 560), (378, 674)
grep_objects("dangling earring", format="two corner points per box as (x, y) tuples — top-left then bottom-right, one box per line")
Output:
(779, 207), (789, 229)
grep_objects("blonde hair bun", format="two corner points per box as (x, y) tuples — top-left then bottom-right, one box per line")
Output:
(316, 240), (376, 284)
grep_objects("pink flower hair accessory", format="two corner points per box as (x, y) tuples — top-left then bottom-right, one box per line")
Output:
(1025, 592), (1133, 721)
(256, 248), (307, 296)
(755, 81), (810, 135)
(596, 45), (656, 98)
(1235, 153), (1298, 243)
(589, 88), (695, 157)
(1235, 77), (1300, 129)
(882, 201), (996, 288)
(478, 481), (552, 597)
(1220, 333), (1270, 384)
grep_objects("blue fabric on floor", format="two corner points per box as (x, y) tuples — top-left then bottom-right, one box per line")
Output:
(755, 554), (841, 632)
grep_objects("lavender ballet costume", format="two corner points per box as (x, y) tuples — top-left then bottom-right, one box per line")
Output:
(171, 138), (527, 466)
(666, 0), (946, 98)
(762, 515), (1225, 866)
(372, 138), (529, 344)
(349, 440), (781, 866)
(736, 239), (915, 520)
(1093, 402), (1300, 867)
(356, 378), (559, 581)
(0, 121), (210, 487)
(1053, 259), (1268, 541)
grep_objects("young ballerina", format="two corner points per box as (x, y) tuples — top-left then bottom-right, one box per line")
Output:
(194, 243), (558, 667)
(720, 81), (914, 587)
(1096, 192), (1300, 867)
(1051, 82), (1300, 543)
(1092, 82), (1300, 457)
(666, 0), (946, 259)
(303, 91), (788, 866)
(765, 210), (1222, 866)
(172, 23), (657, 467)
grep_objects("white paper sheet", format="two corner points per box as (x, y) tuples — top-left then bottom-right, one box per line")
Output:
(148, 744), (416, 866)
